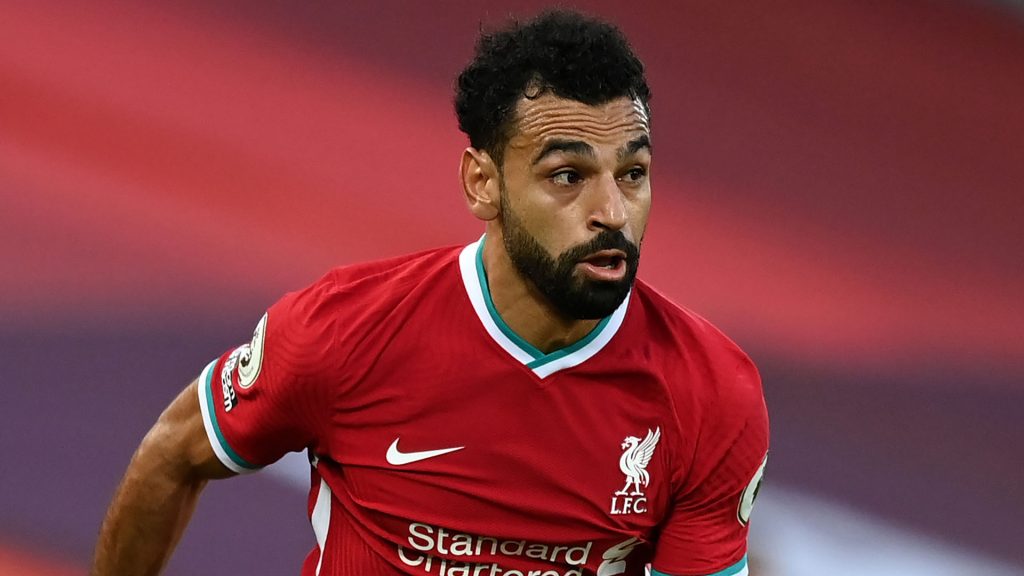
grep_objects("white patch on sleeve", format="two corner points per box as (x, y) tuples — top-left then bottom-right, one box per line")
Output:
(237, 312), (267, 389)
(738, 454), (768, 526)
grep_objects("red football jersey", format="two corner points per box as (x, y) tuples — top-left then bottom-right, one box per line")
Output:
(198, 237), (769, 576)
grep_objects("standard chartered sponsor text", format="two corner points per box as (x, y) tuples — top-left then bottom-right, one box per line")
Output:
(398, 522), (593, 576)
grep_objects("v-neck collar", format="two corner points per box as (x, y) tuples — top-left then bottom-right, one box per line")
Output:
(458, 235), (630, 379)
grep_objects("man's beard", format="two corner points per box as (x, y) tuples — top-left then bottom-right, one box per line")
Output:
(499, 196), (640, 320)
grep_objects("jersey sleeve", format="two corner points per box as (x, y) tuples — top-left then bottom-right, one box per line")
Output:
(197, 279), (340, 473)
(651, 358), (769, 576)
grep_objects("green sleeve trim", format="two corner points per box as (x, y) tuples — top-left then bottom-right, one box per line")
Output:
(200, 360), (259, 471)
(651, 554), (748, 576)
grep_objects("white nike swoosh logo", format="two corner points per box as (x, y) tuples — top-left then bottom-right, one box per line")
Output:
(386, 438), (464, 466)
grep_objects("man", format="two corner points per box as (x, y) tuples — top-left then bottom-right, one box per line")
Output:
(93, 10), (768, 576)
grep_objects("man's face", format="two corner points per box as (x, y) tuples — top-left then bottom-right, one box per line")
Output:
(497, 93), (652, 320)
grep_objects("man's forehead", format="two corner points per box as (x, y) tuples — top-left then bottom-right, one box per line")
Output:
(509, 94), (651, 149)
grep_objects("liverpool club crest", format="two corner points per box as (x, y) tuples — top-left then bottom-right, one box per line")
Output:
(610, 427), (660, 515)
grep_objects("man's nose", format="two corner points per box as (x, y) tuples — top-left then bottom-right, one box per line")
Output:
(587, 173), (628, 231)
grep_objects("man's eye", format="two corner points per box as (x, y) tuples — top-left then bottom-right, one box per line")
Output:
(552, 171), (582, 186)
(622, 167), (647, 182)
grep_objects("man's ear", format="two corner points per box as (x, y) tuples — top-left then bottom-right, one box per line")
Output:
(460, 147), (500, 221)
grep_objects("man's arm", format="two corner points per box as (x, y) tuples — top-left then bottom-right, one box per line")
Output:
(92, 378), (235, 576)
(651, 356), (769, 576)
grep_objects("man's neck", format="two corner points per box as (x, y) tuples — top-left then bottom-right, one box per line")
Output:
(480, 236), (599, 355)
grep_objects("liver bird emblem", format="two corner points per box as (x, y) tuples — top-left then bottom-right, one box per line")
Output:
(616, 427), (661, 496)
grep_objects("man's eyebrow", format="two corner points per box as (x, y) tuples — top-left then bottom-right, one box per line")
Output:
(531, 139), (597, 166)
(619, 134), (652, 160)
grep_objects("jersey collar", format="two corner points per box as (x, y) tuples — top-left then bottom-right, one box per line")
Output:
(458, 235), (630, 379)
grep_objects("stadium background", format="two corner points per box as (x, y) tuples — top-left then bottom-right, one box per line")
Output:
(1, 0), (1022, 574)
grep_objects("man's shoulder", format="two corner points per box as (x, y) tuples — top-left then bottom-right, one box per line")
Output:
(318, 245), (464, 292)
(268, 245), (463, 338)
(629, 280), (763, 413)
(630, 280), (747, 359)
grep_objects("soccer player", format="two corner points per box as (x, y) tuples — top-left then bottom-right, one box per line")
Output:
(93, 10), (769, 576)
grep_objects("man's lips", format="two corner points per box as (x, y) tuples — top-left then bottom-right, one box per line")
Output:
(580, 249), (628, 267)
(577, 249), (628, 281)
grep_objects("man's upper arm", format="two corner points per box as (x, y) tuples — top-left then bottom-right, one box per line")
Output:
(651, 360), (769, 576)
(141, 378), (236, 481)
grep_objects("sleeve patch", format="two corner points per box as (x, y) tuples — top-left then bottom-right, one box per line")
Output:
(236, 312), (267, 389)
(737, 454), (767, 526)
(220, 346), (245, 412)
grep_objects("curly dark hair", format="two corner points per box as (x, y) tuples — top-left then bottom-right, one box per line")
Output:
(455, 10), (651, 165)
